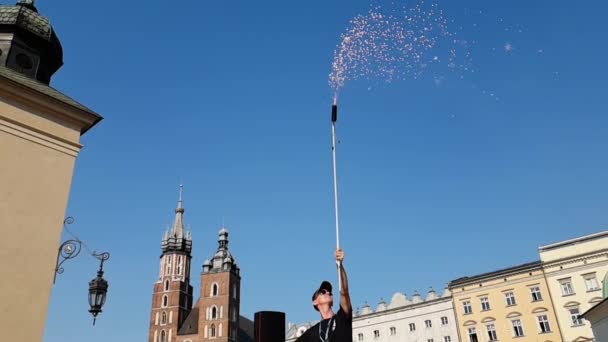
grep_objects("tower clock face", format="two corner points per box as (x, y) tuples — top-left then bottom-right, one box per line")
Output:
(16, 53), (33, 70)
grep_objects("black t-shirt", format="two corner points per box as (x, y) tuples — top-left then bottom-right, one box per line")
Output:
(296, 307), (352, 342)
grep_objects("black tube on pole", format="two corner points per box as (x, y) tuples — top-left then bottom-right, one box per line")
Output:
(331, 104), (338, 122)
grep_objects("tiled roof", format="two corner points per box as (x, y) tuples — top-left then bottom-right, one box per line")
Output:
(0, 4), (52, 40)
(177, 307), (199, 335)
(0, 66), (102, 133)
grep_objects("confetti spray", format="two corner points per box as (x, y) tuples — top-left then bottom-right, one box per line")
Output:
(326, 0), (471, 287)
(329, 0), (471, 99)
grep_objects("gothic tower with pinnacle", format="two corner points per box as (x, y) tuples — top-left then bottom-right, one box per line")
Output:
(149, 186), (194, 342)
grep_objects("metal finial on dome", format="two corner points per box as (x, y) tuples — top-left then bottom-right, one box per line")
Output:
(16, 0), (36, 10)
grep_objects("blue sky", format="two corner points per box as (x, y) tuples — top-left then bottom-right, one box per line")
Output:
(41, 0), (608, 341)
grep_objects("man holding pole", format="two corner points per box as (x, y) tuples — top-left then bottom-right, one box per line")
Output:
(296, 248), (352, 342)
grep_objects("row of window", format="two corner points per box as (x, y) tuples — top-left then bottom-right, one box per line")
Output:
(355, 317), (450, 340)
(163, 255), (186, 277)
(559, 273), (600, 296)
(357, 332), (452, 342)
(462, 286), (543, 315)
(467, 315), (551, 342)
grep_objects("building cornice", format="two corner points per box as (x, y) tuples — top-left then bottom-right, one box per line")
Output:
(448, 261), (542, 288)
(541, 249), (608, 270)
(539, 230), (608, 252)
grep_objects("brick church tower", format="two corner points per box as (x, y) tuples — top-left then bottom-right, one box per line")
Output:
(197, 227), (241, 341)
(149, 187), (245, 342)
(149, 186), (194, 342)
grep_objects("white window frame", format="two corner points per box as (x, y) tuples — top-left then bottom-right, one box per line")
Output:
(505, 292), (516, 306)
(583, 273), (600, 291)
(409, 323), (416, 332)
(441, 316), (448, 325)
(463, 300), (473, 314)
(373, 330), (380, 339)
(486, 323), (498, 341)
(444, 337), (451, 342)
(537, 314), (551, 333)
(530, 286), (543, 301)
(425, 319), (432, 328)
(389, 326), (396, 335)
(480, 297), (491, 311)
(357, 333), (364, 341)
(569, 307), (584, 326)
(559, 278), (575, 296)
(512, 319), (524, 337)
(211, 283), (219, 297)
(467, 327), (478, 342)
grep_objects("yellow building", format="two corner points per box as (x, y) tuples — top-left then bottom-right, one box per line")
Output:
(0, 1), (101, 341)
(449, 261), (562, 342)
(539, 231), (608, 342)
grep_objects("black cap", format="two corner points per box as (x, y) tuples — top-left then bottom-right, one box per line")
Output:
(312, 281), (333, 311)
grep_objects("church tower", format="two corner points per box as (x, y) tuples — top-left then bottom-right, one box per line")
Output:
(198, 227), (241, 342)
(149, 186), (194, 342)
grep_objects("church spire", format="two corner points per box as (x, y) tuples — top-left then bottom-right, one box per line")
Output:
(161, 184), (192, 254)
(172, 184), (184, 239)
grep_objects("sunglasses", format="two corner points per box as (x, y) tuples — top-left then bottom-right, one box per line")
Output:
(319, 289), (333, 296)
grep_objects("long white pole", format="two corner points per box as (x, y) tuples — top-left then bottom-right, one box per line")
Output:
(331, 104), (342, 291)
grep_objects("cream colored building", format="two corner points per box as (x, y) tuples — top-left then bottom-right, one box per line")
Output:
(287, 288), (460, 342)
(449, 261), (562, 342)
(0, 1), (101, 341)
(539, 231), (608, 342)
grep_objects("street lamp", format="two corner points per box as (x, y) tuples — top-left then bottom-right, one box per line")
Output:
(88, 252), (109, 325)
(54, 217), (111, 325)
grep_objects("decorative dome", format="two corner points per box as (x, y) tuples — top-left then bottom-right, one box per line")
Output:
(376, 298), (387, 312)
(412, 291), (422, 303)
(219, 226), (229, 235)
(0, 0), (63, 83)
(389, 292), (410, 308)
(359, 303), (372, 315)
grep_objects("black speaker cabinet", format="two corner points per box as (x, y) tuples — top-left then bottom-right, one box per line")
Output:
(254, 311), (285, 342)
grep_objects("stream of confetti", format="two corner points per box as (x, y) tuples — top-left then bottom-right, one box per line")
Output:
(329, 0), (471, 102)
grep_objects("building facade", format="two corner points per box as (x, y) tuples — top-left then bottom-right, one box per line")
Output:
(287, 288), (459, 342)
(0, 1), (102, 340)
(539, 231), (608, 342)
(449, 261), (562, 342)
(148, 189), (245, 342)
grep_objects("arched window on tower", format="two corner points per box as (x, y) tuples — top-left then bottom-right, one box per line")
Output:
(164, 280), (170, 291)
(162, 295), (168, 308)
(210, 324), (216, 337)
(161, 311), (167, 325)
(211, 306), (217, 319)
(212, 283), (219, 297)
(177, 256), (182, 275)
(160, 330), (166, 342)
